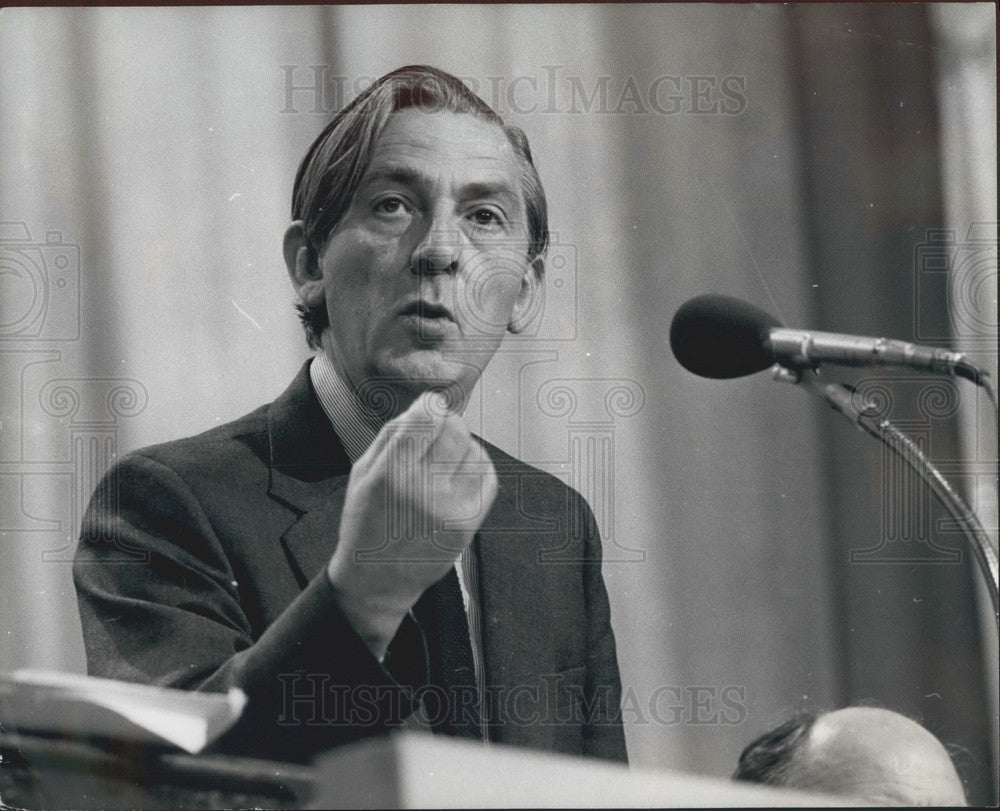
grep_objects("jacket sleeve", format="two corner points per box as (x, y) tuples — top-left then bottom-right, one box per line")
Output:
(73, 452), (425, 762)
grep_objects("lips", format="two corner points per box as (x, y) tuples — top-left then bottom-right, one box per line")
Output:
(397, 299), (457, 339)
(398, 300), (455, 322)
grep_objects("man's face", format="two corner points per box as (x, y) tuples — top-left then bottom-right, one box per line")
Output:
(314, 108), (540, 413)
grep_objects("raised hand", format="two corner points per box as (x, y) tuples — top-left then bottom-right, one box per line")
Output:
(327, 390), (499, 658)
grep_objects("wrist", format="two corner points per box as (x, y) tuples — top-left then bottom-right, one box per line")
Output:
(327, 569), (414, 660)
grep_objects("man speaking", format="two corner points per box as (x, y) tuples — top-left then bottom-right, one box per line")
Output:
(74, 65), (627, 764)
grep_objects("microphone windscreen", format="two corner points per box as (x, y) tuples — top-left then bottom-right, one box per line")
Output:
(669, 294), (782, 379)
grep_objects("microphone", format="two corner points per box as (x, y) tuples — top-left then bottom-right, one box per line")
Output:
(670, 294), (982, 383)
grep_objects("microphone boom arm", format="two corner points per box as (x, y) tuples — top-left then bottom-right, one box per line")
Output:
(781, 366), (999, 620)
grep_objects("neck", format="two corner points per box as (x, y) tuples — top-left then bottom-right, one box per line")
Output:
(318, 337), (468, 423)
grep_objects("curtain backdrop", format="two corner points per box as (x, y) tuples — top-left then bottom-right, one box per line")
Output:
(1, 4), (995, 802)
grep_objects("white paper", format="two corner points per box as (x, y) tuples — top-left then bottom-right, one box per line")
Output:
(0, 669), (246, 754)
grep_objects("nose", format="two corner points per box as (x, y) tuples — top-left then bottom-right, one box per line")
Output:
(410, 221), (461, 276)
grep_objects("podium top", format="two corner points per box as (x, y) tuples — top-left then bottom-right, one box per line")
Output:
(310, 732), (854, 809)
(2, 727), (854, 809)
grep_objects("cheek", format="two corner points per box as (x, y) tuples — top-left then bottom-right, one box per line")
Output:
(324, 231), (407, 305)
(457, 255), (527, 333)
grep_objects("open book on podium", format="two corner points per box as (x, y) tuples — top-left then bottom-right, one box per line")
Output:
(0, 669), (245, 753)
(1, 669), (314, 809)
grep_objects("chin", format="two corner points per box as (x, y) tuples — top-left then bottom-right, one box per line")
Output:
(364, 351), (479, 407)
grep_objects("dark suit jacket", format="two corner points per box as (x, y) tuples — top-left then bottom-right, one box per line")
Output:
(74, 363), (626, 764)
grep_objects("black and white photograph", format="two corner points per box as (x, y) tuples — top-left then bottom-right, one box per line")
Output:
(0, 3), (996, 807)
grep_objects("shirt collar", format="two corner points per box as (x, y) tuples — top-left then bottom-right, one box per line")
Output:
(309, 352), (382, 464)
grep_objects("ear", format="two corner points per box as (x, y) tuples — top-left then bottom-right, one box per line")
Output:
(508, 256), (544, 334)
(283, 220), (325, 308)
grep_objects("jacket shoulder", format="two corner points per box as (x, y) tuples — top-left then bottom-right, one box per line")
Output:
(117, 402), (271, 481)
(479, 437), (593, 515)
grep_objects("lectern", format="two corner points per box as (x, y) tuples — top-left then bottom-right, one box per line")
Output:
(1, 730), (850, 808)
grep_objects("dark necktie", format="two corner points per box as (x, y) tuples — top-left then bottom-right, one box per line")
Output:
(411, 566), (481, 739)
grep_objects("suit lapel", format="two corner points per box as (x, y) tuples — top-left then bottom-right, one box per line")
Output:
(263, 368), (563, 692)
(476, 452), (563, 688)
(266, 361), (353, 587)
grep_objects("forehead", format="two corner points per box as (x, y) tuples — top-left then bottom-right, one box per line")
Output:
(365, 108), (521, 187)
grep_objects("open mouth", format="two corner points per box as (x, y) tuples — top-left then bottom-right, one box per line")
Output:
(399, 300), (454, 321)
(397, 299), (457, 340)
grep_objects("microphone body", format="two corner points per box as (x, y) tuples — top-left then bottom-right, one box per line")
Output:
(669, 294), (978, 382)
(764, 328), (968, 376)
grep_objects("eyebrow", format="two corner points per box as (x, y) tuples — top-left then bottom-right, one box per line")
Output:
(460, 181), (521, 206)
(360, 165), (522, 207)
(360, 166), (424, 190)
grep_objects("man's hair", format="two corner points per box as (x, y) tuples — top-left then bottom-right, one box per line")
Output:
(732, 711), (817, 785)
(290, 64), (549, 349)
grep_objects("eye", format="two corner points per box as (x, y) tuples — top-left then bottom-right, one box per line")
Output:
(373, 196), (409, 216)
(469, 208), (503, 227)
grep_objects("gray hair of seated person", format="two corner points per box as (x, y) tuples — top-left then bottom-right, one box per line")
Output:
(732, 711), (817, 785)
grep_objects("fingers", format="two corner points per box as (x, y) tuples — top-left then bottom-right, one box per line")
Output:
(360, 391), (470, 470)
(417, 407), (497, 516)
(349, 392), (439, 479)
(349, 388), (497, 538)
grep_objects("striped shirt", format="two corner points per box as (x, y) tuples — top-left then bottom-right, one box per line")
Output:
(309, 353), (487, 737)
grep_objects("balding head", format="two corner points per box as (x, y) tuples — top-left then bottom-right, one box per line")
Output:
(735, 707), (966, 806)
